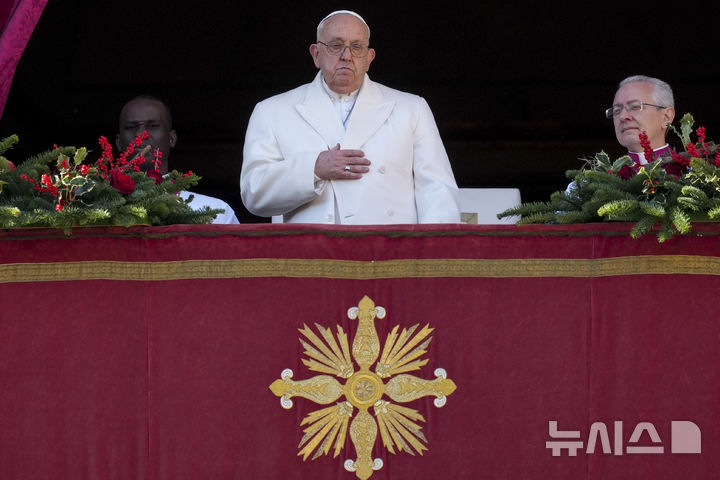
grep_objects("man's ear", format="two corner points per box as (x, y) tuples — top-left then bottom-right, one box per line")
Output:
(661, 107), (676, 135)
(115, 133), (122, 151)
(663, 107), (675, 126)
(309, 43), (320, 68)
(169, 129), (177, 148)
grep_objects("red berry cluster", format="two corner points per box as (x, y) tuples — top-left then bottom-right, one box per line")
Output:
(152, 149), (163, 171)
(693, 126), (720, 166)
(20, 173), (59, 196)
(20, 172), (67, 210)
(96, 131), (149, 180)
(638, 131), (655, 162)
(685, 142), (700, 158)
(643, 178), (660, 195)
(670, 150), (690, 167)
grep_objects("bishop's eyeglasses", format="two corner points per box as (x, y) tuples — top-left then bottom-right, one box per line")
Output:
(316, 41), (370, 58)
(605, 100), (667, 119)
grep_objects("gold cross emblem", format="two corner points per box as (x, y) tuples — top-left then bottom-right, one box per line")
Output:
(269, 295), (457, 479)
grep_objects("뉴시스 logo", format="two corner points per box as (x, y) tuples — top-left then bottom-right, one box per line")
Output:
(546, 420), (701, 456)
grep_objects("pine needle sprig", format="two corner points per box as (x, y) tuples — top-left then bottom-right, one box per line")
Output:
(630, 216), (659, 239)
(0, 134), (19, 156)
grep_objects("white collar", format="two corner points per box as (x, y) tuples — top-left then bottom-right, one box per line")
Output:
(629, 144), (669, 165)
(321, 76), (360, 102)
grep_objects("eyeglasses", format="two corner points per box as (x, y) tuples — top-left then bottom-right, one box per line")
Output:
(317, 41), (370, 58)
(605, 100), (667, 119)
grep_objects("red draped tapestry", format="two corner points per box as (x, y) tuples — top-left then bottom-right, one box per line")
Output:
(0, 0), (46, 119)
(1, 224), (719, 479)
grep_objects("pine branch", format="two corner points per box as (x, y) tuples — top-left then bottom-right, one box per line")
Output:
(498, 201), (555, 219)
(630, 216), (659, 239)
(0, 135), (19, 156)
(638, 200), (665, 217)
(657, 221), (677, 243)
(597, 199), (639, 219)
(555, 210), (594, 224)
(516, 211), (560, 224)
(708, 206), (720, 219)
(670, 207), (692, 234)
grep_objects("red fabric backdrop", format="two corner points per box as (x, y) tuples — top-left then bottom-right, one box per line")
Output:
(1, 224), (719, 479)
(0, 0), (46, 119)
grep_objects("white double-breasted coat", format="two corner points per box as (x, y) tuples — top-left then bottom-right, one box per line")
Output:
(241, 72), (460, 224)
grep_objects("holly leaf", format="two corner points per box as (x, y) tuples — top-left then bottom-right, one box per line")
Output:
(74, 178), (96, 196)
(680, 113), (695, 145)
(73, 147), (88, 166)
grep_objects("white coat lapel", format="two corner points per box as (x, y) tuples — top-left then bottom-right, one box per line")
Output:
(295, 73), (345, 147)
(342, 75), (395, 149)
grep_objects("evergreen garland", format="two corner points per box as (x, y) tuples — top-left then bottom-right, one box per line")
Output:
(498, 114), (720, 242)
(0, 134), (222, 232)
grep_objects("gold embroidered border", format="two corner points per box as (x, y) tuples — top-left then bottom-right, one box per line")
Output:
(1, 255), (719, 283)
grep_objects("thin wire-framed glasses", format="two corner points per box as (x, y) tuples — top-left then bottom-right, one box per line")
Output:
(605, 100), (667, 119)
(317, 41), (370, 58)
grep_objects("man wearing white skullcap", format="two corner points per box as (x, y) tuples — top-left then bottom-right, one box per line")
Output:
(241, 10), (460, 224)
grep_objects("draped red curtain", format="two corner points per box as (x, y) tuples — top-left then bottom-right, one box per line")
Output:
(0, 0), (47, 119)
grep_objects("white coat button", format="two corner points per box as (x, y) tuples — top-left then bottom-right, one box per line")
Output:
(379, 166), (386, 174)
(387, 209), (394, 217)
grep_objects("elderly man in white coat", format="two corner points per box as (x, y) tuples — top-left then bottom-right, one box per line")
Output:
(240, 10), (460, 225)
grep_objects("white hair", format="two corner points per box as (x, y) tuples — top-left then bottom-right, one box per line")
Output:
(619, 75), (674, 108)
(316, 10), (370, 41)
